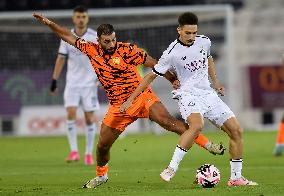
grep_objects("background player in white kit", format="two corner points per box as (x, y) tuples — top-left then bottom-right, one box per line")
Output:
(50, 6), (99, 165)
(120, 12), (258, 186)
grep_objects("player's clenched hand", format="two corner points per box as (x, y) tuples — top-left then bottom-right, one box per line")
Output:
(213, 81), (225, 96)
(172, 80), (180, 90)
(32, 13), (52, 25)
(119, 100), (132, 113)
(50, 79), (58, 95)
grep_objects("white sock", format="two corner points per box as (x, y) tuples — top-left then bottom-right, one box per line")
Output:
(230, 159), (243, 180)
(204, 142), (212, 150)
(169, 145), (188, 172)
(98, 173), (108, 180)
(66, 120), (78, 152)
(85, 123), (96, 155)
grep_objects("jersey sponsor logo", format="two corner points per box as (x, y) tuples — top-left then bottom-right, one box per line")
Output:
(200, 48), (206, 56)
(183, 58), (206, 72)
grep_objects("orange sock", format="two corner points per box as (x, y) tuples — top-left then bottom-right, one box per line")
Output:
(194, 133), (209, 148)
(96, 165), (109, 177)
(276, 122), (284, 144)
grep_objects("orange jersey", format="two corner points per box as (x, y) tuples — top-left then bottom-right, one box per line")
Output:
(75, 38), (147, 106)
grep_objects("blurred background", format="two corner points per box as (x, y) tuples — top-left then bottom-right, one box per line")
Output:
(0, 0), (283, 136)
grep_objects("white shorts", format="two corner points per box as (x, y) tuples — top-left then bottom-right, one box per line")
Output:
(175, 91), (235, 127)
(64, 85), (100, 112)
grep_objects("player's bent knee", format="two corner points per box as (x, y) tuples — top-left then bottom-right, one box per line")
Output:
(190, 124), (204, 132)
(67, 110), (76, 120)
(231, 126), (243, 141)
(97, 138), (112, 151)
(67, 114), (76, 121)
(97, 142), (111, 152)
(237, 127), (243, 138)
(85, 119), (94, 125)
(84, 112), (94, 124)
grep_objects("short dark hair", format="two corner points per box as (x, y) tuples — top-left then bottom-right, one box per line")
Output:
(178, 12), (198, 26)
(73, 5), (88, 13)
(97, 24), (115, 37)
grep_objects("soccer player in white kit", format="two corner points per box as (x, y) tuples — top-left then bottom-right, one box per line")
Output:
(50, 6), (99, 165)
(120, 12), (258, 186)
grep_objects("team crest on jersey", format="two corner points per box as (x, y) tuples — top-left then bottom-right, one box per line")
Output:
(113, 57), (120, 65)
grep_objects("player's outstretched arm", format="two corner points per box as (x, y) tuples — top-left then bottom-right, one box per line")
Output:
(32, 13), (77, 46)
(208, 56), (225, 96)
(119, 72), (157, 112)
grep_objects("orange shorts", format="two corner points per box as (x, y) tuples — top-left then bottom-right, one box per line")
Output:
(103, 89), (160, 132)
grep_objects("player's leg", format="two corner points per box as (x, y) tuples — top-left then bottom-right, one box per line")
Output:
(83, 123), (121, 188)
(83, 111), (96, 165)
(221, 117), (243, 161)
(221, 117), (257, 186)
(273, 115), (284, 156)
(82, 86), (100, 165)
(148, 101), (225, 155)
(65, 107), (80, 162)
(64, 86), (80, 162)
(206, 95), (257, 186)
(160, 113), (204, 182)
(83, 105), (135, 188)
(96, 123), (120, 167)
(149, 101), (186, 135)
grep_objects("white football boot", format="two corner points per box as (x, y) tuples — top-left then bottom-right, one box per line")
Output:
(82, 174), (108, 188)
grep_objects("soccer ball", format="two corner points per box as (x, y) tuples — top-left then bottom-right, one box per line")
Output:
(195, 164), (220, 188)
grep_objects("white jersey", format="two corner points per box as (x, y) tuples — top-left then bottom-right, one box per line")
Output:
(154, 35), (235, 125)
(153, 35), (213, 96)
(58, 28), (98, 87)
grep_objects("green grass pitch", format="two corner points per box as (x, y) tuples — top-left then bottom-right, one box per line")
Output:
(0, 131), (284, 195)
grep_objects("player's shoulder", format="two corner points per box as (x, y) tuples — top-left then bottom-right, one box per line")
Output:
(196, 35), (211, 45)
(86, 28), (97, 36)
(118, 42), (136, 47)
(117, 42), (138, 52)
(196, 34), (210, 40)
(165, 39), (179, 55)
(77, 38), (98, 52)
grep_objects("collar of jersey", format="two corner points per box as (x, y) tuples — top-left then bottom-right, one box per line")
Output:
(177, 38), (194, 47)
(98, 43), (118, 57)
(73, 28), (88, 38)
